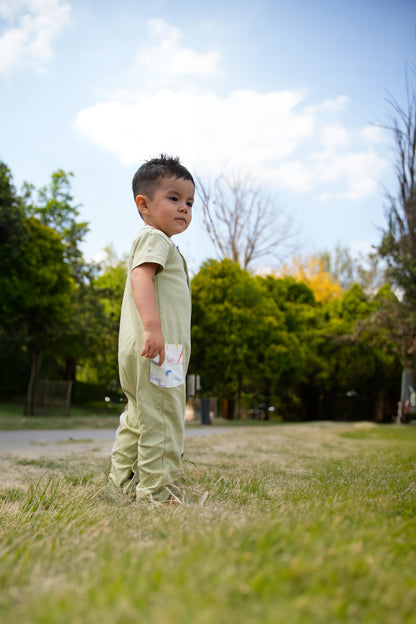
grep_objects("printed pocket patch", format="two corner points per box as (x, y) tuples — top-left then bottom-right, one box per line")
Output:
(150, 344), (184, 388)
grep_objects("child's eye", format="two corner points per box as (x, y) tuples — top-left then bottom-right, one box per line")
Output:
(186, 202), (193, 208)
(169, 196), (178, 201)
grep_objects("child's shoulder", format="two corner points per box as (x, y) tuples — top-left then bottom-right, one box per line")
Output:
(135, 226), (174, 246)
(129, 226), (173, 253)
(128, 226), (175, 268)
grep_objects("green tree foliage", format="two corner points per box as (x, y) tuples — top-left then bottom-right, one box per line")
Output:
(22, 170), (90, 283)
(76, 247), (126, 392)
(319, 285), (392, 392)
(191, 260), (401, 420)
(0, 163), (73, 411)
(0, 164), (30, 397)
(21, 169), (103, 390)
(0, 164), (73, 337)
(191, 260), (315, 417)
(21, 218), (73, 415)
(357, 285), (416, 371)
(0, 163), (26, 327)
(0, 162), (128, 409)
(191, 260), (263, 408)
(307, 284), (400, 421)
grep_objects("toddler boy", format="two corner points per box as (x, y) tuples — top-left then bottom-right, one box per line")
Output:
(108, 154), (194, 502)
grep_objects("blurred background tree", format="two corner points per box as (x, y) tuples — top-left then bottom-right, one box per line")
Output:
(190, 260), (400, 420)
(198, 172), (297, 270)
(0, 163), (73, 414)
(376, 70), (416, 371)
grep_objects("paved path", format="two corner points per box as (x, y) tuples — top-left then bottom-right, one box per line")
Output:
(0, 426), (230, 453)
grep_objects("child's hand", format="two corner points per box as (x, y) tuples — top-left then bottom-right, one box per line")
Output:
(141, 330), (165, 366)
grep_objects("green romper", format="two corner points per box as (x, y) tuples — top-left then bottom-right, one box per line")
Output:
(108, 226), (191, 502)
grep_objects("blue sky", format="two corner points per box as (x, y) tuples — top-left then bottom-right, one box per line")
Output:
(1, 0), (415, 274)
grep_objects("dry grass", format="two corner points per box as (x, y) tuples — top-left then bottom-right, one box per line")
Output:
(1, 422), (415, 623)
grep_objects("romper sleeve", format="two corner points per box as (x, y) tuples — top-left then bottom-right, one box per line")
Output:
(130, 228), (172, 274)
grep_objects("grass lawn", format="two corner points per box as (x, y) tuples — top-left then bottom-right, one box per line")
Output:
(0, 421), (415, 623)
(0, 401), (121, 430)
(0, 401), (279, 430)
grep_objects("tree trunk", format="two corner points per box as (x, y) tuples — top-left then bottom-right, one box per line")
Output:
(236, 372), (243, 418)
(64, 380), (73, 418)
(24, 350), (42, 416)
(65, 356), (77, 381)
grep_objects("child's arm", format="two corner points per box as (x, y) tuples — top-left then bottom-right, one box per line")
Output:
(131, 263), (165, 366)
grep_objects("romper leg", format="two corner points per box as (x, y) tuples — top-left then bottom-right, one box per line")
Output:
(135, 382), (186, 502)
(109, 352), (187, 502)
(108, 406), (140, 493)
(108, 349), (142, 493)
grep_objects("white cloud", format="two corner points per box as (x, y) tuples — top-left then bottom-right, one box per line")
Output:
(360, 124), (385, 144)
(316, 149), (386, 200)
(306, 95), (350, 114)
(0, 0), (70, 75)
(75, 88), (313, 174)
(269, 161), (315, 192)
(319, 123), (351, 151)
(132, 18), (220, 85)
(74, 19), (388, 204)
(76, 86), (387, 202)
(271, 145), (387, 199)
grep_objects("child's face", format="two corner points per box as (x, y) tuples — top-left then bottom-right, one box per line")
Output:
(136, 176), (194, 238)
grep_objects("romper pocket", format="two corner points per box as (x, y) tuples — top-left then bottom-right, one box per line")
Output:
(150, 344), (184, 388)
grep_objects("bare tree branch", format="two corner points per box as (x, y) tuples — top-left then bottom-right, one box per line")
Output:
(378, 64), (416, 302)
(197, 172), (297, 270)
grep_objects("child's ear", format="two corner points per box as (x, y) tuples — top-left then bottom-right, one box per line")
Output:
(135, 195), (149, 216)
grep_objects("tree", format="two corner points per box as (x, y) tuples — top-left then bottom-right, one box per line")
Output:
(357, 286), (416, 370)
(376, 69), (416, 373)
(318, 244), (386, 295)
(260, 275), (321, 418)
(191, 260), (267, 413)
(198, 172), (296, 270)
(191, 260), (314, 418)
(20, 218), (73, 415)
(22, 170), (90, 283)
(0, 163), (30, 398)
(378, 71), (416, 304)
(76, 247), (126, 392)
(22, 169), (103, 391)
(322, 284), (400, 415)
(0, 164), (102, 412)
(0, 165), (73, 413)
(0, 163), (26, 325)
(190, 258), (401, 421)
(281, 255), (343, 303)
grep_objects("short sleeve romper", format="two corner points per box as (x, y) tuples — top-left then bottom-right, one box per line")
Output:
(109, 226), (191, 501)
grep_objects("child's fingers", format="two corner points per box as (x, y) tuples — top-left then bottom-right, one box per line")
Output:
(140, 342), (165, 364)
(158, 344), (165, 366)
